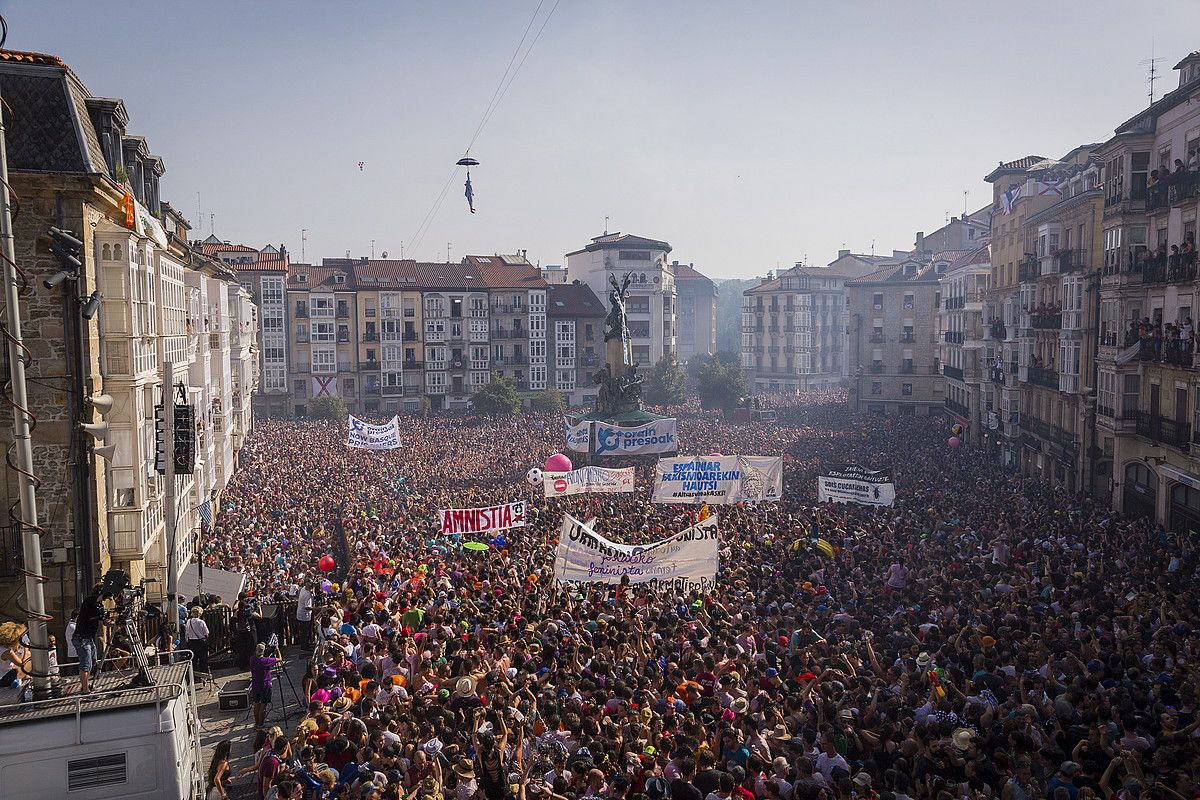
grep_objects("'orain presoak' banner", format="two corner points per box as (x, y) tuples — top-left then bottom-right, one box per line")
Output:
(564, 416), (591, 453)
(544, 466), (636, 497)
(652, 455), (783, 504)
(439, 501), (527, 535)
(817, 464), (896, 507)
(593, 418), (678, 456)
(553, 514), (718, 591)
(347, 415), (402, 450)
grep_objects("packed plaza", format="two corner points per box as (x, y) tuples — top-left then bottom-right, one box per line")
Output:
(178, 395), (1199, 800)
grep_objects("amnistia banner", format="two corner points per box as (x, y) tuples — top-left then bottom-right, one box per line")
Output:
(544, 466), (635, 497)
(347, 415), (401, 450)
(564, 417), (591, 453)
(652, 455), (783, 504)
(439, 501), (527, 535)
(817, 464), (896, 507)
(553, 514), (718, 591)
(593, 418), (678, 456)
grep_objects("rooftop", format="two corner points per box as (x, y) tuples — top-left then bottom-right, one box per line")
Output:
(565, 232), (672, 257)
(547, 282), (606, 317)
(984, 155), (1050, 182)
(0, 660), (191, 726)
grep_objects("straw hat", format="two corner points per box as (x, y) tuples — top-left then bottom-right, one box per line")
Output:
(454, 677), (476, 698)
(452, 758), (475, 779)
(951, 727), (976, 751)
(731, 697), (749, 715)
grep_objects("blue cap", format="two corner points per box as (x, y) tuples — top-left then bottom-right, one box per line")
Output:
(765, 667), (779, 678)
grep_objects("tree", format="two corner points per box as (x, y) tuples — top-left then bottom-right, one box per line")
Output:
(697, 357), (746, 410)
(529, 389), (566, 415)
(644, 353), (687, 406)
(307, 396), (346, 421)
(472, 375), (521, 415)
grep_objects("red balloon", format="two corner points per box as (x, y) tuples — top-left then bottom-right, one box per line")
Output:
(318, 555), (336, 572)
(948, 436), (961, 448)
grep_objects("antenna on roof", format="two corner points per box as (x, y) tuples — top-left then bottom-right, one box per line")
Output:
(301, 228), (307, 263)
(196, 192), (201, 231)
(400, 240), (405, 259)
(371, 239), (375, 259)
(1140, 41), (1165, 106)
(871, 239), (876, 257)
(604, 215), (609, 235)
(447, 242), (453, 263)
(963, 189), (969, 217)
(209, 212), (215, 236)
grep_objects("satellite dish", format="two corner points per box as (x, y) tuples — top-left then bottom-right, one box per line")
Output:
(381, 251), (388, 258)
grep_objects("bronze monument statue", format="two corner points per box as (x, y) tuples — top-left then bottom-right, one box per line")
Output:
(593, 272), (643, 416)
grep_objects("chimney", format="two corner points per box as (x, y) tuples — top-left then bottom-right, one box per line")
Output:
(838, 249), (850, 259)
(915, 232), (925, 250)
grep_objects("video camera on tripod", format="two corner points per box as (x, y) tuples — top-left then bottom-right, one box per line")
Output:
(99, 569), (158, 618)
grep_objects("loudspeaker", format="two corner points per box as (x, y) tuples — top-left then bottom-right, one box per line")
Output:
(217, 677), (251, 711)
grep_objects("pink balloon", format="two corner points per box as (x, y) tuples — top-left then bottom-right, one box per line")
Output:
(708, 452), (723, 457)
(948, 436), (961, 448)
(544, 453), (572, 472)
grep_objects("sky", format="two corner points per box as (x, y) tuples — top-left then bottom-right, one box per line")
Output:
(5, 1), (1199, 278)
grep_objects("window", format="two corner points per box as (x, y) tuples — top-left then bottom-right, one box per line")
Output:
(872, 293), (884, 310)
(312, 348), (336, 373)
(619, 251), (651, 261)
(903, 293), (914, 309)
(902, 383), (913, 396)
(293, 379), (306, 395)
(871, 382), (882, 395)
(311, 322), (334, 342)
(366, 348), (376, 361)
(1122, 374), (1140, 416)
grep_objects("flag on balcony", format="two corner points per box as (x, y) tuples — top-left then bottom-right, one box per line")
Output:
(313, 376), (338, 397)
(198, 500), (212, 528)
(1034, 180), (1065, 197)
(1000, 185), (1024, 215)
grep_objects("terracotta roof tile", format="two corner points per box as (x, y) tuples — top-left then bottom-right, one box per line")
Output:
(547, 283), (606, 317)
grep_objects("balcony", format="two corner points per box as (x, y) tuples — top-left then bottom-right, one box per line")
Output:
(899, 333), (915, 343)
(363, 332), (379, 342)
(1027, 365), (1059, 389)
(945, 296), (964, 310)
(1018, 255), (1039, 283)
(1098, 404), (1114, 418)
(1021, 416), (1077, 451)
(943, 364), (964, 381)
(869, 333), (885, 343)
(945, 331), (964, 344)
(337, 331), (350, 343)
(1055, 248), (1087, 274)
(1148, 184), (1170, 212)
(945, 398), (969, 418)
(987, 321), (1007, 340)
(294, 307), (309, 318)
(382, 385), (405, 396)
(868, 364), (883, 374)
(1136, 412), (1192, 450)
(1135, 339), (1197, 370)
(336, 306), (350, 319)
(404, 359), (423, 370)
(403, 331), (420, 341)
(1029, 312), (1062, 330)
(899, 363), (915, 374)
(1168, 172), (1200, 207)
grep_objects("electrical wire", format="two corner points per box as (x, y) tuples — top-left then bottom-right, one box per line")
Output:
(406, 0), (561, 258)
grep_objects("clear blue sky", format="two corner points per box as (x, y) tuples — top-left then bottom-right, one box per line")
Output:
(4, 1), (1198, 277)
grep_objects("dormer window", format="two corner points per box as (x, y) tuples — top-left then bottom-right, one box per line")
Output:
(297, 274), (308, 284)
(334, 274), (346, 284)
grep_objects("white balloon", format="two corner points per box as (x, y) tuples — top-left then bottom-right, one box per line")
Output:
(526, 467), (543, 486)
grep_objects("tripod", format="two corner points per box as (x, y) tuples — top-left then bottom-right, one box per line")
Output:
(96, 609), (155, 689)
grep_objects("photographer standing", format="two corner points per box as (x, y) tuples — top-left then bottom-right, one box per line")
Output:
(183, 606), (211, 676)
(233, 591), (261, 671)
(250, 640), (279, 728)
(72, 583), (105, 694)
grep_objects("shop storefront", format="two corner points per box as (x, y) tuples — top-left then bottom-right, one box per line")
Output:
(1122, 462), (1158, 520)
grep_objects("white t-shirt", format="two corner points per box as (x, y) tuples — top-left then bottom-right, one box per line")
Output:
(184, 617), (210, 640)
(297, 588), (314, 622)
(815, 752), (849, 779)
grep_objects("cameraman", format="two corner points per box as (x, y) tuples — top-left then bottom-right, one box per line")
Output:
(233, 591), (261, 671)
(73, 583), (106, 694)
(250, 640), (280, 728)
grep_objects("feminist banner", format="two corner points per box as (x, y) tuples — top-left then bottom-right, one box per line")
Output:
(553, 514), (718, 590)
(347, 415), (401, 450)
(817, 464), (896, 507)
(652, 455), (783, 504)
(544, 466), (635, 497)
(439, 501), (527, 535)
(593, 418), (678, 456)
(564, 417), (591, 453)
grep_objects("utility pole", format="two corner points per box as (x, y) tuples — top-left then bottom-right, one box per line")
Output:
(163, 362), (178, 650)
(0, 87), (53, 698)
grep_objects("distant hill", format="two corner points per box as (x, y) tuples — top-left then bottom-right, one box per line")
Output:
(712, 278), (759, 355)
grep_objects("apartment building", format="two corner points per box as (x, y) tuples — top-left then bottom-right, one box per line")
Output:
(0, 50), (257, 633)
(204, 237), (290, 417)
(349, 260), (424, 415)
(742, 255), (889, 394)
(466, 254), (546, 392)
(547, 282), (606, 406)
(671, 261), (717, 363)
(1008, 161), (1105, 493)
(285, 263), (360, 417)
(566, 233), (676, 366)
(983, 146), (1100, 467)
(1095, 52), (1200, 531)
(846, 260), (944, 415)
(938, 245), (992, 441)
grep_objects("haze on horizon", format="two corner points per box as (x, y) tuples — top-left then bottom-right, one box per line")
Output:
(5, 1), (1198, 278)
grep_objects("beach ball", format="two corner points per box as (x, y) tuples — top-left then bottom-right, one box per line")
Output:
(527, 467), (543, 485)
(544, 453), (572, 472)
(948, 436), (961, 448)
(318, 555), (336, 572)
(951, 424), (962, 435)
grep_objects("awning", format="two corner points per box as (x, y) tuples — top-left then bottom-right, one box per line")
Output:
(1160, 462), (1200, 489)
(178, 563), (245, 604)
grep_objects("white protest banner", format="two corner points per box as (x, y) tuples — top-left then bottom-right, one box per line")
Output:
(439, 501), (527, 535)
(553, 514), (718, 591)
(817, 464), (896, 507)
(652, 455), (783, 504)
(564, 416), (591, 453)
(346, 415), (402, 450)
(544, 466), (635, 497)
(593, 418), (678, 456)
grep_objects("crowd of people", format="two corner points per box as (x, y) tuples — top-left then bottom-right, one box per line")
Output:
(198, 394), (1199, 800)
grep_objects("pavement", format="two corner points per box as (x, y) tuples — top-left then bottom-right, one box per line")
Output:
(196, 644), (311, 799)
